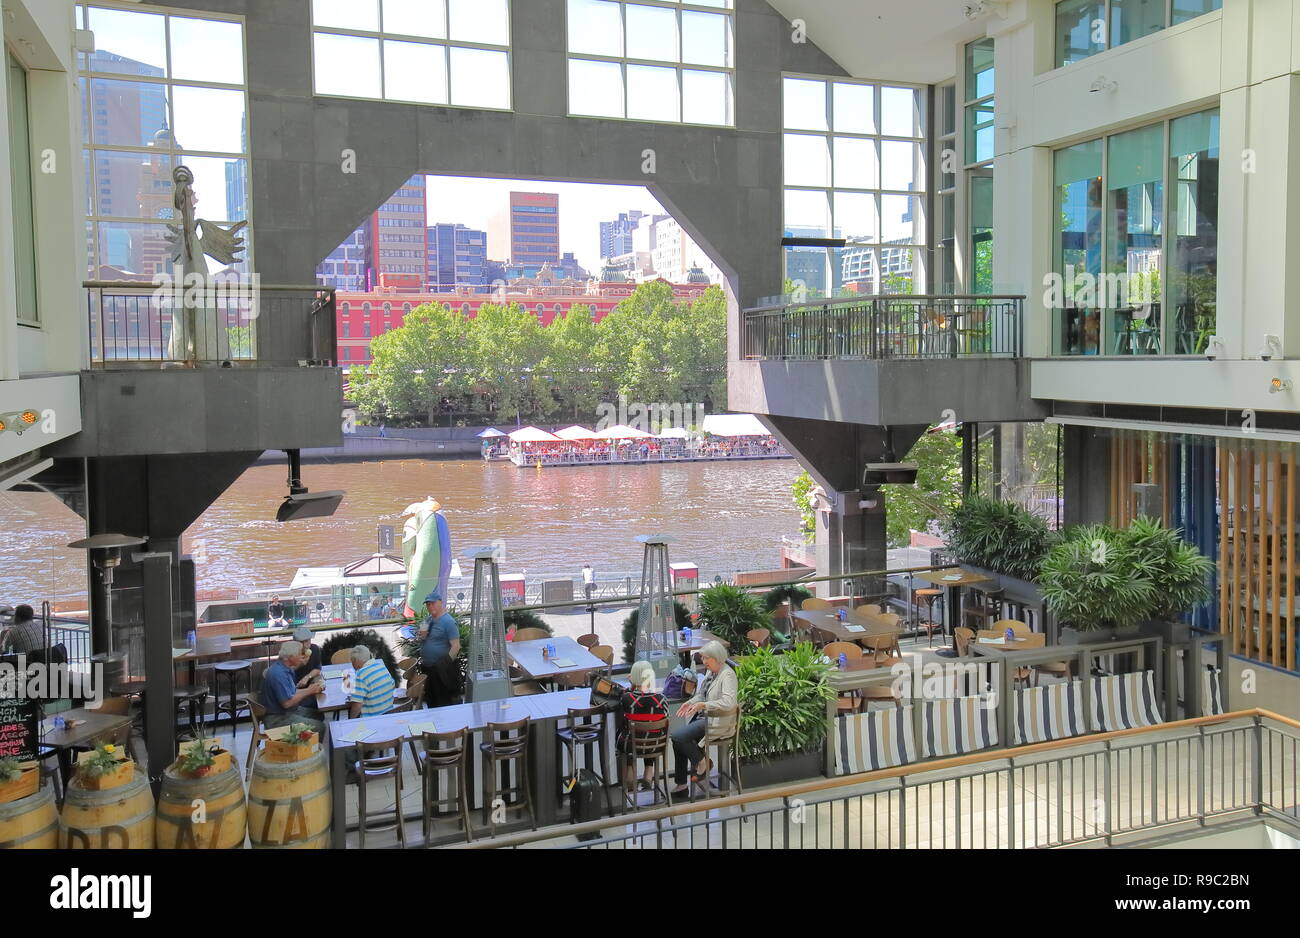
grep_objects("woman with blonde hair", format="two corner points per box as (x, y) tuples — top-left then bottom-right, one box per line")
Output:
(618, 659), (668, 792)
(671, 640), (737, 795)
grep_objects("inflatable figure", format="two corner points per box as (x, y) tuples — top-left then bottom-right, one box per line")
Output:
(402, 497), (452, 619)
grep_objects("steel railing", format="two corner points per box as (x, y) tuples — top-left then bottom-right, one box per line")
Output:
(86, 280), (336, 367)
(468, 710), (1300, 850)
(743, 294), (1024, 361)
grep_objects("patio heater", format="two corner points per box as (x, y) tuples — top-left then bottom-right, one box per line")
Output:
(69, 533), (148, 657)
(634, 534), (679, 678)
(465, 546), (510, 702)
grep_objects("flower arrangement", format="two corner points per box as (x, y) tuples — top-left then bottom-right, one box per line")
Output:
(285, 723), (316, 743)
(77, 741), (132, 790)
(0, 756), (36, 803)
(0, 757), (21, 783)
(176, 740), (216, 778)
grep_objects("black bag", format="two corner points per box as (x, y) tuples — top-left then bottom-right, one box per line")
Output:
(588, 675), (625, 710)
(569, 768), (604, 841)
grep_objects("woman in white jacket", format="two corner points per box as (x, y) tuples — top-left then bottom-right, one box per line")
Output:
(670, 640), (737, 795)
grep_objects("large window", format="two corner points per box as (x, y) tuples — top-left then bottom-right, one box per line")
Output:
(78, 5), (251, 279)
(311, 0), (511, 109)
(964, 38), (994, 294)
(1051, 109), (1218, 356)
(1055, 0), (1221, 67)
(8, 51), (38, 324)
(782, 76), (927, 297)
(567, 0), (734, 126)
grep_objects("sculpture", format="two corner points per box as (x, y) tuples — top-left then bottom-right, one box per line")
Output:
(401, 497), (453, 618)
(164, 164), (249, 362)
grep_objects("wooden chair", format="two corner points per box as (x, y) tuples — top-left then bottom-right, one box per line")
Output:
(512, 679), (545, 696)
(853, 604), (884, 617)
(992, 619), (1031, 638)
(590, 645), (614, 672)
(354, 735), (406, 848)
(330, 649), (353, 665)
(89, 696), (130, 716)
(800, 597), (832, 611)
(976, 629), (1005, 641)
(397, 657), (416, 672)
(953, 627), (975, 657)
(623, 717), (672, 812)
(696, 705), (744, 803)
(1009, 632), (1045, 686)
(480, 718), (536, 832)
(556, 706), (612, 815)
(243, 696), (270, 780)
(576, 633), (600, 649)
(420, 729), (472, 844)
(823, 641), (862, 660)
(808, 626), (835, 648)
(745, 628), (771, 649)
(861, 632), (901, 664)
(1033, 655), (1072, 686)
(512, 628), (549, 643)
(913, 588), (944, 646)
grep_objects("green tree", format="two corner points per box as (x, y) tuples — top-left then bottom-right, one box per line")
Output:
(468, 302), (547, 424)
(353, 302), (471, 424)
(541, 303), (602, 421)
(791, 470), (816, 544)
(886, 425), (963, 549)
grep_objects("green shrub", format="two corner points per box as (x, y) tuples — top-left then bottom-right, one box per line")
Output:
(1038, 524), (1156, 630)
(504, 608), (552, 636)
(946, 494), (1056, 582)
(620, 601), (692, 664)
(735, 642), (834, 760)
(1122, 516), (1214, 620)
(695, 583), (769, 653)
(762, 584), (812, 612)
(319, 628), (400, 681)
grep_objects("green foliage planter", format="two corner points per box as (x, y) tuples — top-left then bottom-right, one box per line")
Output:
(735, 643), (834, 770)
(946, 495), (1056, 582)
(503, 608), (553, 637)
(696, 583), (770, 653)
(319, 628), (401, 681)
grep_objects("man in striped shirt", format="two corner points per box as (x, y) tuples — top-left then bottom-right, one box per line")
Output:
(347, 646), (395, 718)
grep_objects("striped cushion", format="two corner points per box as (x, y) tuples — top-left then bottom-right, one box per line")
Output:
(920, 696), (998, 758)
(1089, 671), (1163, 732)
(1012, 680), (1085, 745)
(1201, 666), (1224, 716)
(832, 706), (917, 775)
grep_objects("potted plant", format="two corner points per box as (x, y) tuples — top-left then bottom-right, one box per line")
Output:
(1123, 517), (1214, 641)
(695, 583), (769, 655)
(762, 584), (811, 640)
(76, 742), (133, 791)
(319, 628), (401, 682)
(946, 494), (1056, 587)
(175, 739), (232, 778)
(262, 723), (319, 763)
(735, 642), (834, 786)
(1038, 524), (1157, 642)
(0, 756), (38, 803)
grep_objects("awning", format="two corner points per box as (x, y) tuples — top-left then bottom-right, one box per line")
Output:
(554, 425), (600, 441)
(594, 424), (653, 439)
(508, 426), (560, 443)
(477, 427), (506, 438)
(657, 427), (691, 439)
(702, 413), (771, 437)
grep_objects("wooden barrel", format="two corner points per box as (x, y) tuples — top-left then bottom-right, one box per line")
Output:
(0, 783), (58, 849)
(156, 762), (247, 849)
(247, 750), (330, 849)
(60, 768), (155, 849)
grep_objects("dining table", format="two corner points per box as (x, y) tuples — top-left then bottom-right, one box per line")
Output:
(507, 637), (607, 683)
(791, 609), (902, 647)
(39, 707), (133, 784)
(911, 567), (994, 644)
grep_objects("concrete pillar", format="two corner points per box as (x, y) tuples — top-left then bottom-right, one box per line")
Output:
(1062, 424), (1109, 525)
(814, 490), (887, 598)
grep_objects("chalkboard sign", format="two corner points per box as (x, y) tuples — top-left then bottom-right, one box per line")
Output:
(0, 696), (40, 761)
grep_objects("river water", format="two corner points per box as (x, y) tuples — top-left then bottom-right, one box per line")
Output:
(0, 458), (801, 604)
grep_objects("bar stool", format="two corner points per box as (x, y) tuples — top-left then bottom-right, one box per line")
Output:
(213, 660), (252, 735)
(692, 707), (744, 804)
(173, 685), (210, 742)
(110, 679), (148, 733)
(354, 735), (406, 848)
(622, 717), (672, 812)
(914, 588), (944, 647)
(479, 718), (535, 833)
(555, 706), (611, 816)
(419, 728), (472, 844)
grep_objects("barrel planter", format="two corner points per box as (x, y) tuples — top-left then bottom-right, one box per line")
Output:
(0, 783), (58, 849)
(60, 767), (155, 849)
(156, 762), (247, 849)
(246, 750), (330, 849)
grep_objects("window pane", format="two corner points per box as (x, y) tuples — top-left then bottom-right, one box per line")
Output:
(836, 246), (875, 295)
(966, 100), (995, 163)
(784, 246), (828, 298)
(97, 220), (174, 279)
(783, 133), (830, 187)
(313, 0), (380, 31)
(89, 78), (169, 148)
(93, 148), (172, 219)
(449, 48), (510, 107)
(833, 192), (877, 243)
(1055, 0), (1105, 67)
(569, 0), (623, 57)
(783, 77), (827, 132)
(881, 194), (924, 244)
(385, 40), (448, 104)
(881, 86), (920, 137)
(833, 137), (878, 190)
(314, 33), (381, 97)
(832, 82), (874, 135)
(681, 69), (730, 125)
(1168, 110), (1219, 354)
(449, 0), (509, 45)
(881, 140), (921, 192)
(681, 11), (730, 68)
(626, 64), (679, 122)
(879, 246), (916, 292)
(964, 37), (994, 99)
(1054, 139), (1103, 354)
(87, 7), (168, 76)
(625, 4), (677, 62)
(383, 0), (446, 38)
(172, 86), (246, 152)
(939, 83), (956, 137)
(1106, 124), (1164, 353)
(1172, 0), (1221, 24)
(169, 17), (244, 84)
(183, 155), (247, 221)
(970, 174), (993, 294)
(783, 188), (830, 237)
(9, 53), (37, 323)
(569, 58), (624, 117)
(1110, 0), (1165, 47)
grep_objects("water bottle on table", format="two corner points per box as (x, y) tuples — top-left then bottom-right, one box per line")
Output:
(1005, 626), (1015, 642)
(838, 652), (847, 671)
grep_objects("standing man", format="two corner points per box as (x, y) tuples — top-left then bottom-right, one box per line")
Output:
(378, 422), (387, 438)
(417, 591), (461, 708)
(582, 563), (596, 604)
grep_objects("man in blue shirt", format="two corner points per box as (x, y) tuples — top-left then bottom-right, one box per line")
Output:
(417, 591), (461, 708)
(261, 641), (326, 729)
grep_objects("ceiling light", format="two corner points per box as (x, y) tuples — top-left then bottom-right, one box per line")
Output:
(1269, 378), (1292, 394)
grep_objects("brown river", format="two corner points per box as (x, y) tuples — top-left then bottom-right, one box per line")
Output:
(0, 458), (801, 605)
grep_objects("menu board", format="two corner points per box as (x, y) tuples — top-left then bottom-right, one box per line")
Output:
(0, 697), (40, 761)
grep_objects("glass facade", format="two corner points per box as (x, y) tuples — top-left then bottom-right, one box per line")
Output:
(964, 38), (994, 294)
(567, 0), (734, 126)
(1055, 0), (1221, 67)
(1052, 110), (1218, 356)
(782, 76), (927, 297)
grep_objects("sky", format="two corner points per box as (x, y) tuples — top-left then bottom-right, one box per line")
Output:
(423, 176), (670, 272)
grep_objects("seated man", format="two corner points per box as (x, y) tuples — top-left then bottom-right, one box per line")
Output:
(347, 646), (396, 718)
(4, 605), (42, 654)
(261, 641), (326, 730)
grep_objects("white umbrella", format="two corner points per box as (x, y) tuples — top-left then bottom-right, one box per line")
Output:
(477, 428), (506, 438)
(701, 413), (770, 437)
(594, 424), (653, 439)
(508, 426), (561, 443)
(554, 425), (600, 441)
(657, 427), (691, 439)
